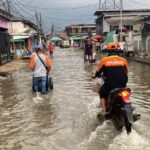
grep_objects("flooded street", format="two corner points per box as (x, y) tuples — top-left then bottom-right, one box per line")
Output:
(0, 48), (150, 150)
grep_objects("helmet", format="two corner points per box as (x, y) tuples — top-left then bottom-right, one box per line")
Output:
(106, 42), (120, 54)
(107, 42), (120, 50)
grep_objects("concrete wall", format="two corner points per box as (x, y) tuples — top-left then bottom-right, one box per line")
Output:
(103, 18), (110, 33)
(125, 32), (150, 59)
(126, 32), (141, 51)
(146, 35), (150, 53)
(133, 33), (142, 51)
(8, 21), (37, 35)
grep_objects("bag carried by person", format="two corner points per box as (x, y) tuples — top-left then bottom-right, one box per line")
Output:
(92, 78), (104, 93)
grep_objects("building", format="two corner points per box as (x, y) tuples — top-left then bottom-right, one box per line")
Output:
(94, 9), (150, 35)
(65, 23), (96, 36)
(123, 16), (150, 58)
(0, 8), (12, 65)
(65, 24), (96, 47)
(8, 19), (38, 59)
(134, 16), (150, 57)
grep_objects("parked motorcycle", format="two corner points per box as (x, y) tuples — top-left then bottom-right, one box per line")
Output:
(105, 87), (140, 134)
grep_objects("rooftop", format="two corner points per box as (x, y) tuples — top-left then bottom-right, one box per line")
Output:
(94, 9), (150, 16)
(12, 19), (38, 30)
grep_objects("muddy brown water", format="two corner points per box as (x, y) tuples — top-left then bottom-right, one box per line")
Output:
(0, 47), (150, 150)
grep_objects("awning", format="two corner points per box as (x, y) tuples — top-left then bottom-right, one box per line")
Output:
(92, 35), (103, 40)
(70, 35), (83, 40)
(82, 35), (88, 39)
(11, 35), (30, 42)
(51, 36), (62, 41)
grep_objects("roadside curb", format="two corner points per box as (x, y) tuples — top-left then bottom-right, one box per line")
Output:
(0, 60), (28, 77)
(128, 57), (150, 65)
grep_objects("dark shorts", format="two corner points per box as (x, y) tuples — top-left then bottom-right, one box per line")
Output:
(33, 76), (47, 95)
(99, 79), (127, 99)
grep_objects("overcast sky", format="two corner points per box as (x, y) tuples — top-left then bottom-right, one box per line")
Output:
(9, 0), (150, 32)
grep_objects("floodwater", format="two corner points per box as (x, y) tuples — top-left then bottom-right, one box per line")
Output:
(0, 47), (150, 150)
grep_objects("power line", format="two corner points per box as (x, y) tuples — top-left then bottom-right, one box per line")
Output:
(11, 2), (24, 18)
(25, 0), (36, 5)
(10, 0), (35, 21)
(9, 1), (98, 11)
(34, 0), (48, 8)
(101, 0), (121, 10)
(53, 25), (64, 30)
(11, 0), (36, 12)
(12, 0), (35, 18)
(43, 13), (94, 21)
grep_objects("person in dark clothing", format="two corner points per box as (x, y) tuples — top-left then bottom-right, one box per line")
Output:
(93, 48), (128, 115)
(84, 40), (93, 62)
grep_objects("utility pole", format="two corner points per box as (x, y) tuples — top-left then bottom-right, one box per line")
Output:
(98, 0), (102, 35)
(104, 0), (107, 10)
(120, 0), (123, 41)
(102, 0), (120, 11)
(35, 10), (39, 32)
(6, 0), (10, 13)
(1, 0), (5, 10)
(51, 23), (54, 35)
(35, 10), (41, 44)
(39, 13), (42, 34)
(35, 10), (43, 34)
(99, 0), (101, 11)
(114, 0), (116, 10)
(5, 0), (15, 59)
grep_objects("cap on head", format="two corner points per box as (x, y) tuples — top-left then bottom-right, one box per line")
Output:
(35, 45), (43, 51)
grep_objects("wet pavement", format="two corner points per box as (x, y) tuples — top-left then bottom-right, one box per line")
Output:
(0, 47), (150, 150)
(0, 60), (27, 76)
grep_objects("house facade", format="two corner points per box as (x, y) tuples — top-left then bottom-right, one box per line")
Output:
(125, 16), (150, 57)
(8, 19), (38, 58)
(0, 8), (12, 65)
(65, 24), (96, 47)
(65, 24), (96, 36)
(94, 9), (150, 35)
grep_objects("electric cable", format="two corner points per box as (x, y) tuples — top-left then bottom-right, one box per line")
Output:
(10, 0), (98, 11)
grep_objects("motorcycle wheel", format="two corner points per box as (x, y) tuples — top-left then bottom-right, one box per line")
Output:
(124, 114), (132, 134)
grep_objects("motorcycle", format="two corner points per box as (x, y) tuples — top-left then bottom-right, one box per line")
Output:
(105, 87), (140, 134)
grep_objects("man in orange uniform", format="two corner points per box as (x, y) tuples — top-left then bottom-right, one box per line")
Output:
(29, 45), (52, 97)
(93, 48), (128, 115)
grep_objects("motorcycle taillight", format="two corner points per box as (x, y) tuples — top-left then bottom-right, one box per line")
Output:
(118, 90), (131, 103)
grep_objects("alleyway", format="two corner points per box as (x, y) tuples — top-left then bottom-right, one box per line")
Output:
(0, 48), (150, 150)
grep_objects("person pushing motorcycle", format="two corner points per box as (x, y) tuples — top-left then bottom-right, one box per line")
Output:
(93, 42), (128, 115)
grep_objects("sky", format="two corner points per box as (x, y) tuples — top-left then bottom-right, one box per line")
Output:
(7, 0), (150, 32)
